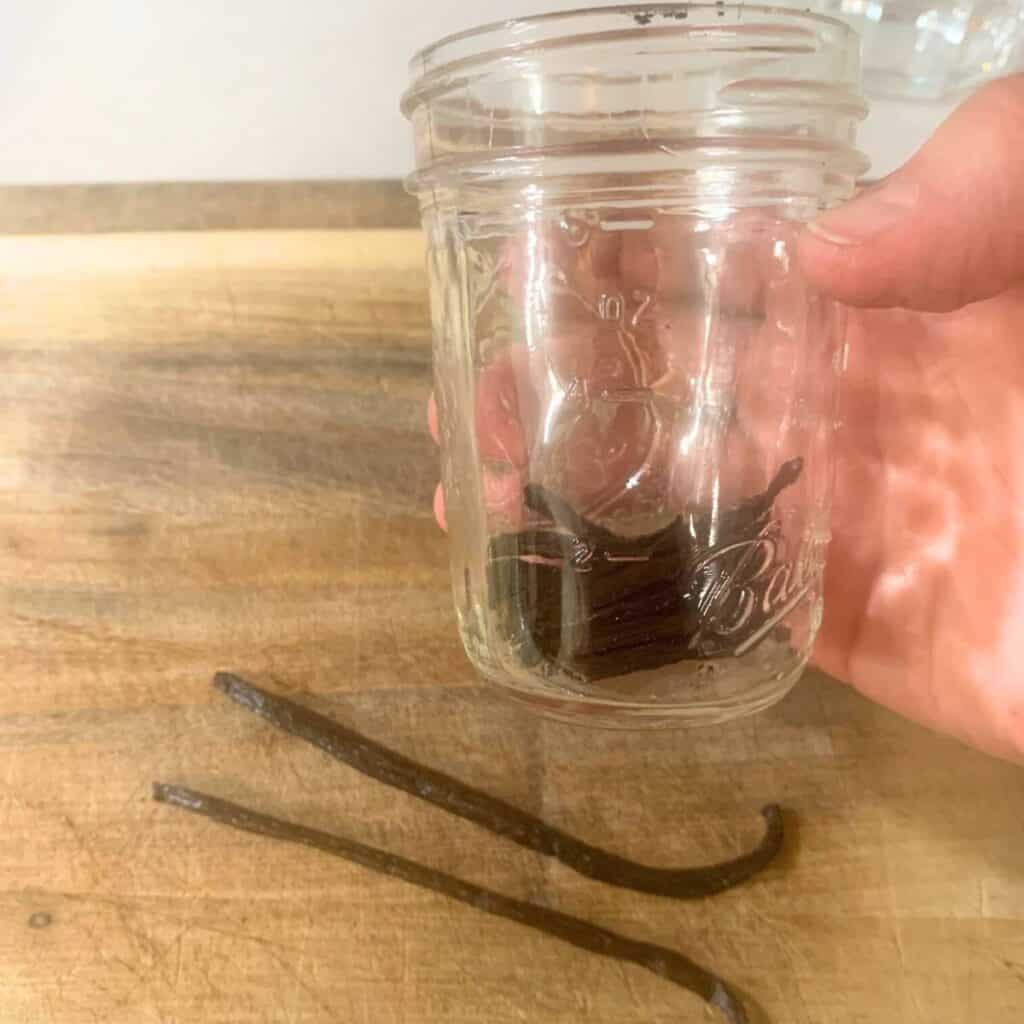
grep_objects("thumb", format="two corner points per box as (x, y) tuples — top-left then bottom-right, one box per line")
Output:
(799, 74), (1024, 312)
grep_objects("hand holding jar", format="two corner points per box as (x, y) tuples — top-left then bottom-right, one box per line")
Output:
(409, 7), (1024, 760)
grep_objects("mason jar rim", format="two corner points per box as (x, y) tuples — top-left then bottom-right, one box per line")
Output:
(403, 3), (859, 118)
(403, 3), (868, 199)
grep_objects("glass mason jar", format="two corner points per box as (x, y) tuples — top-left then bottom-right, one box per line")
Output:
(804, 0), (1024, 99)
(403, 4), (868, 727)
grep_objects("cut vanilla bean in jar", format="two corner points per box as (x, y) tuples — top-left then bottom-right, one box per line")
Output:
(153, 784), (751, 1024)
(214, 673), (785, 899)
(488, 458), (807, 682)
(403, 4), (868, 726)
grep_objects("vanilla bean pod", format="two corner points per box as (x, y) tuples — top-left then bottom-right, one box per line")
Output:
(153, 783), (749, 1024)
(489, 459), (805, 680)
(214, 672), (783, 900)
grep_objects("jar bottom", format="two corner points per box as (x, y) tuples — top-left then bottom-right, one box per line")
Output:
(466, 639), (809, 730)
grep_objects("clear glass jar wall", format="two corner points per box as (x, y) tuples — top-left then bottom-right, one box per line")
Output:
(404, 5), (869, 726)
(805, 0), (1024, 99)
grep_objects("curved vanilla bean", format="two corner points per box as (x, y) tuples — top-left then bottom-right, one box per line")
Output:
(213, 673), (784, 899)
(523, 484), (678, 553)
(153, 784), (749, 1024)
(523, 482), (603, 539)
(727, 456), (805, 534)
(493, 458), (808, 677)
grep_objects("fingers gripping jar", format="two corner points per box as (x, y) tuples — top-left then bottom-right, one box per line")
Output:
(403, 4), (868, 727)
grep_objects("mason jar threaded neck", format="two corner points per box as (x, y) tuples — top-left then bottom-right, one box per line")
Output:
(402, 4), (868, 204)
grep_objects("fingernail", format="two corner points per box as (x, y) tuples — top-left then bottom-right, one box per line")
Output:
(807, 181), (920, 246)
(433, 483), (448, 532)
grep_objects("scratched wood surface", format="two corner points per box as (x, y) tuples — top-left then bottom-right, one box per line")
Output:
(0, 184), (1022, 1024)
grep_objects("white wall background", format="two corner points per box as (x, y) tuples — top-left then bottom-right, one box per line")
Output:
(0, 0), (959, 186)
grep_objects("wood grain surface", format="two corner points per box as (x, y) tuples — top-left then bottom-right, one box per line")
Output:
(0, 181), (418, 235)
(1, 186), (1021, 1024)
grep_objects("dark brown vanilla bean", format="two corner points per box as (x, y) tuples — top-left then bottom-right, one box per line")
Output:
(214, 673), (784, 899)
(153, 784), (749, 1024)
(489, 459), (806, 680)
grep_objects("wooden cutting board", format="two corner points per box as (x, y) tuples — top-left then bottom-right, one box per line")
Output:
(1, 183), (1021, 1024)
